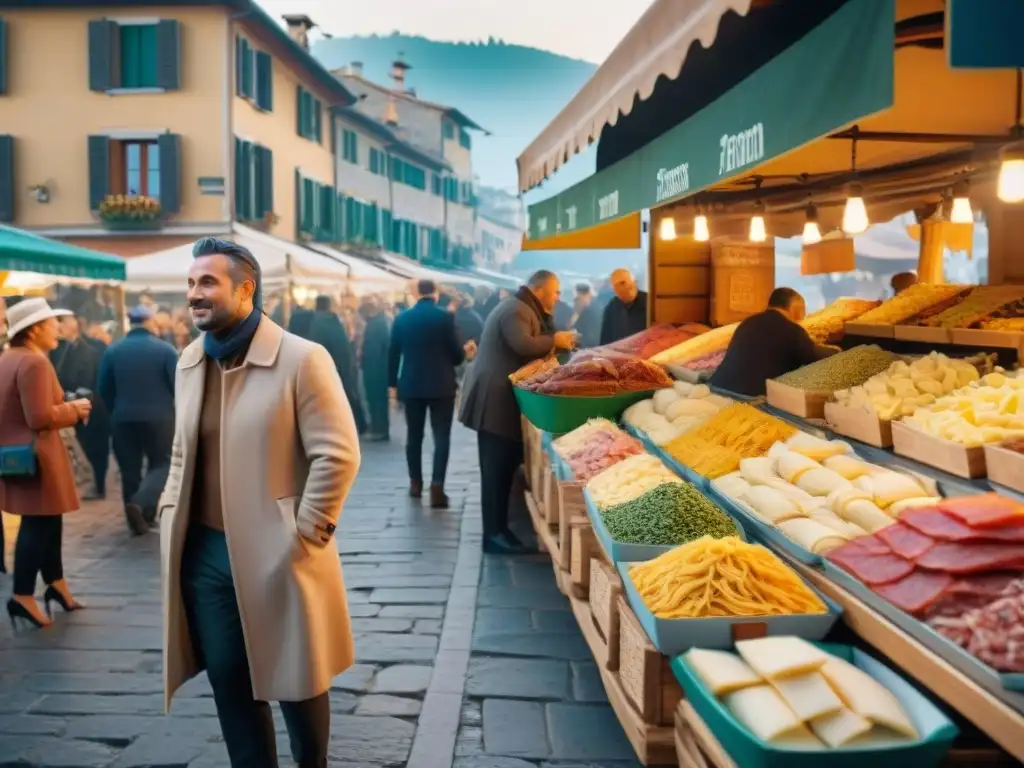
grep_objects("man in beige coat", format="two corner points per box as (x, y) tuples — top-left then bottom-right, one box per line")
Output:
(159, 238), (360, 767)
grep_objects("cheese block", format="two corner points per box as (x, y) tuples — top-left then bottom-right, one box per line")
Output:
(862, 471), (927, 508)
(735, 637), (831, 680)
(778, 518), (849, 554)
(810, 706), (874, 747)
(772, 724), (826, 750)
(723, 685), (804, 743)
(888, 496), (942, 517)
(769, 671), (844, 721)
(743, 486), (804, 524)
(684, 649), (763, 695)
(819, 657), (918, 738)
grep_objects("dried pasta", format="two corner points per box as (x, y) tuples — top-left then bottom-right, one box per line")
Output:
(628, 536), (828, 619)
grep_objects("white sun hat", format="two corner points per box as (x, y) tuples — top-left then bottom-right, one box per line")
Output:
(5, 298), (71, 339)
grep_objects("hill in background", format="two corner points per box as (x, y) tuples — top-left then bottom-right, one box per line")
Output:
(312, 33), (596, 192)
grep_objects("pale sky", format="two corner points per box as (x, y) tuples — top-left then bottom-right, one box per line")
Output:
(256, 0), (655, 63)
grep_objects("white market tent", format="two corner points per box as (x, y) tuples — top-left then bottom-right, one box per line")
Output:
(124, 224), (405, 296)
(379, 252), (495, 289)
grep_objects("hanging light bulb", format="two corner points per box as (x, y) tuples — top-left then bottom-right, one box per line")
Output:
(658, 216), (677, 241)
(842, 185), (869, 234)
(802, 204), (821, 245)
(694, 213), (709, 242)
(749, 211), (767, 243)
(949, 180), (973, 224)
(997, 147), (1024, 203)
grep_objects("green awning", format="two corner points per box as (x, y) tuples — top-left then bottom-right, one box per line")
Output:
(0, 225), (126, 281)
(527, 0), (896, 240)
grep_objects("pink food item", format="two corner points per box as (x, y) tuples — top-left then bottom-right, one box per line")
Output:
(928, 580), (1024, 672)
(523, 354), (673, 396)
(873, 570), (955, 616)
(915, 541), (1024, 574)
(828, 543), (915, 586)
(938, 494), (1024, 529)
(565, 430), (644, 483)
(835, 534), (893, 556)
(877, 524), (936, 560)
(899, 507), (1024, 543)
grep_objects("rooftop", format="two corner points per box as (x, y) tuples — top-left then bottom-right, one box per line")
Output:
(334, 71), (485, 132)
(334, 106), (451, 173)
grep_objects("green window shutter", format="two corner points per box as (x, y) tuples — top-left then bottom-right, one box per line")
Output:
(259, 146), (273, 217)
(88, 19), (118, 92)
(300, 177), (316, 232)
(155, 20), (180, 90)
(293, 168), (301, 239)
(255, 51), (272, 110)
(120, 24), (158, 89)
(318, 184), (334, 240)
(234, 138), (243, 218)
(87, 135), (109, 210)
(314, 99), (322, 143)
(443, 121), (454, 140)
(296, 86), (304, 136)
(240, 39), (253, 98)
(235, 36), (244, 96)
(0, 135), (13, 223)
(252, 145), (264, 218)
(0, 19), (8, 96)
(157, 132), (181, 213)
(241, 141), (254, 221)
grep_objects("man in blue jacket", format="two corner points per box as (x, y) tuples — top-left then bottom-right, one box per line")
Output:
(389, 280), (475, 509)
(98, 305), (178, 535)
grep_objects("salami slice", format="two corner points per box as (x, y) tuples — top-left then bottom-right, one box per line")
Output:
(900, 507), (1024, 543)
(876, 524), (935, 560)
(915, 541), (1024, 574)
(828, 545), (915, 586)
(874, 569), (955, 615)
(839, 534), (892, 555)
(937, 494), (1024, 529)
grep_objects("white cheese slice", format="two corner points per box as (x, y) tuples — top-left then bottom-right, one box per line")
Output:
(768, 671), (844, 721)
(819, 657), (918, 738)
(735, 637), (831, 680)
(723, 685), (803, 743)
(772, 724), (826, 750)
(810, 706), (873, 747)
(684, 649), (762, 696)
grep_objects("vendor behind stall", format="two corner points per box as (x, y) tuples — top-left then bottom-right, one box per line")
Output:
(709, 288), (836, 397)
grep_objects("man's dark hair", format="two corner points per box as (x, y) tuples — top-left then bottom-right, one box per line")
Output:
(527, 270), (557, 289)
(417, 279), (436, 296)
(192, 237), (263, 309)
(767, 287), (802, 310)
(314, 295), (331, 312)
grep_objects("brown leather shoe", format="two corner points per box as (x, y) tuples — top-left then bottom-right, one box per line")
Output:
(429, 484), (449, 509)
(409, 479), (423, 498)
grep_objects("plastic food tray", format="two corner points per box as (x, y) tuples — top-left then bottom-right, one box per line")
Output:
(582, 487), (746, 565)
(615, 561), (842, 655)
(821, 560), (1024, 705)
(514, 387), (658, 435)
(670, 643), (959, 768)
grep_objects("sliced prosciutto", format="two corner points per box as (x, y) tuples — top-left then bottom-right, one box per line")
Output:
(915, 541), (1024, 574)
(828, 544), (915, 586)
(837, 534), (893, 556)
(874, 570), (955, 616)
(877, 524), (935, 560)
(948, 572), (1020, 597)
(900, 507), (1024, 543)
(937, 494), (1024, 529)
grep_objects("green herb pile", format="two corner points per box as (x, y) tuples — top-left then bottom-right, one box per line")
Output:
(600, 482), (738, 545)
(777, 344), (896, 392)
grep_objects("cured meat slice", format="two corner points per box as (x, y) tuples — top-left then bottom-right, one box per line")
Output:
(839, 534), (892, 556)
(874, 569), (955, 616)
(876, 524), (935, 560)
(937, 494), (1024, 529)
(915, 541), (1024, 574)
(928, 575), (1024, 618)
(828, 544), (915, 586)
(900, 508), (1024, 543)
(949, 572), (1020, 597)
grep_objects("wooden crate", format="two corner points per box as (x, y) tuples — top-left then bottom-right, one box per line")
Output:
(891, 420), (986, 479)
(824, 401), (893, 448)
(555, 481), (586, 572)
(569, 523), (596, 599)
(765, 379), (828, 420)
(542, 462), (561, 526)
(984, 444), (1024, 493)
(617, 596), (683, 727)
(588, 557), (622, 670)
(521, 416), (535, 488)
(674, 701), (734, 768)
(524, 489), (549, 555)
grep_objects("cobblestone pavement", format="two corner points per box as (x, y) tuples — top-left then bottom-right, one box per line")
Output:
(0, 419), (639, 767)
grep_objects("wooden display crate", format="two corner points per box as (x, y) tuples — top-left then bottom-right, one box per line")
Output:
(823, 401), (893, 448)
(555, 481), (587, 572)
(765, 379), (828, 420)
(589, 557), (622, 670)
(524, 487), (550, 555)
(891, 420), (986, 479)
(983, 444), (1024, 493)
(845, 321), (895, 338)
(541, 462), (561, 526)
(950, 328), (1024, 352)
(569, 523), (597, 599)
(894, 324), (953, 344)
(674, 701), (735, 768)
(617, 595), (683, 727)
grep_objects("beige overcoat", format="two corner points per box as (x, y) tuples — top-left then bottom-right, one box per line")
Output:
(159, 316), (360, 711)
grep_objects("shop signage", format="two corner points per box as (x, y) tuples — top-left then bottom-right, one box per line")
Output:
(947, 0), (1024, 69)
(526, 0), (895, 240)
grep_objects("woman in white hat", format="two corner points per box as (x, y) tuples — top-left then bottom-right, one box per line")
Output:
(0, 298), (93, 629)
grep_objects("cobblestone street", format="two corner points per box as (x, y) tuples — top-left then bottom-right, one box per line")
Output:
(0, 420), (639, 768)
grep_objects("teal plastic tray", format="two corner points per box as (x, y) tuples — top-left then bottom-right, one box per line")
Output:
(670, 643), (959, 768)
(583, 487), (746, 565)
(616, 561), (842, 655)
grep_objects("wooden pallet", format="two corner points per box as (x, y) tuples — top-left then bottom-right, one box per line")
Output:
(618, 595), (683, 727)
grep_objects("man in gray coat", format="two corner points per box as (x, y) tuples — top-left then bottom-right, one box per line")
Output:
(458, 270), (576, 554)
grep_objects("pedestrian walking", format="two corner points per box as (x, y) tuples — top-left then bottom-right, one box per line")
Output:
(0, 298), (92, 629)
(160, 237), (360, 768)
(458, 271), (576, 553)
(98, 305), (178, 535)
(389, 279), (475, 508)
(308, 295), (367, 436)
(359, 297), (391, 441)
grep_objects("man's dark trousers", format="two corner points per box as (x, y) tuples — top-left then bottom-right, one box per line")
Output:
(477, 430), (524, 537)
(111, 419), (174, 504)
(404, 397), (455, 485)
(181, 525), (329, 767)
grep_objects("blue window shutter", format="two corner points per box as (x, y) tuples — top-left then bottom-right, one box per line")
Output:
(255, 51), (272, 110)
(0, 135), (13, 223)
(260, 146), (273, 217)
(88, 19), (118, 92)
(87, 135), (109, 210)
(157, 132), (180, 214)
(155, 20), (180, 90)
(0, 19), (8, 96)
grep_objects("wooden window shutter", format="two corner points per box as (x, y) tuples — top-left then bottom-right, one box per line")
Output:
(0, 18), (8, 96)
(87, 135), (110, 210)
(157, 132), (181, 214)
(155, 20), (180, 90)
(0, 135), (14, 223)
(255, 51), (272, 110)
(88, 20), (118, 92)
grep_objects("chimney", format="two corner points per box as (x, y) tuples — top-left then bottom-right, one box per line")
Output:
(347, 60), (363, 77)
(389, 55), (412, 93)
(281, 14), (315, 51)
(383, 95), (399, 126)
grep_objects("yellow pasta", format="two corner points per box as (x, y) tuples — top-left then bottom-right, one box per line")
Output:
(628, 536), (827, 619)
(664, 404), (796, 479)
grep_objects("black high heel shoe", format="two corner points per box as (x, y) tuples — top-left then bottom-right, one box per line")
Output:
(6, 598), (49, 630)
(43, 585), (83, 617)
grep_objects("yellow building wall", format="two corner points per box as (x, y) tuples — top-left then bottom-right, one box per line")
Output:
(232, 22), (336, 242)
(0, 6), (230, 229)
